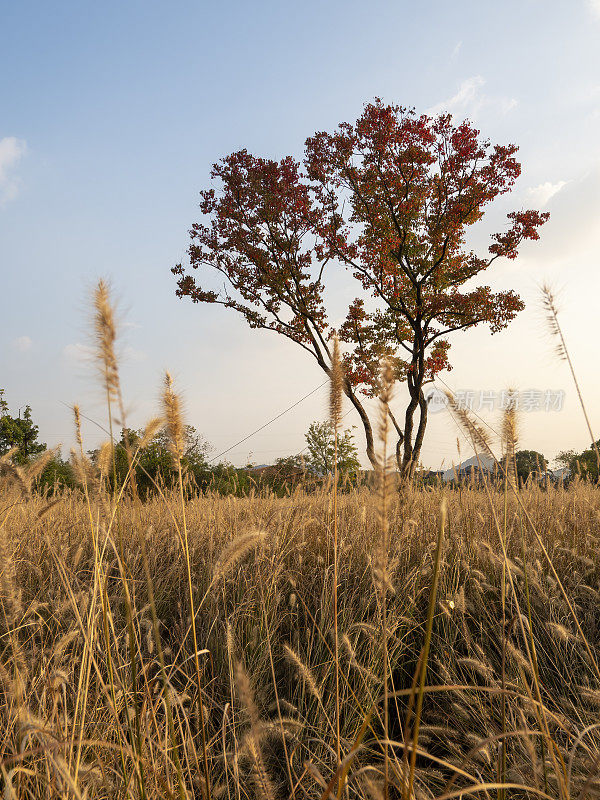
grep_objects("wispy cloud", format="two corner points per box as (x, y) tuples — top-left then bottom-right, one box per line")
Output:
(13, 335), (32, 352)
(63, 342), (94, 362)
(0, 137), (27, 205)
(427, 76), (517, 119)
(588, 0), (600, 19)
(526, 180), (568, 207)
(450, 41), (462, 60)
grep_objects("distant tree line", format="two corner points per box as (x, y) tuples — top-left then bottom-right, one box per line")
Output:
(8, 385), (598, 494)
(0, 388), (362, 497)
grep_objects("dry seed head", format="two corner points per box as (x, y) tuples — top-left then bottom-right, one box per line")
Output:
(0, 447), (19, 467)
(445, 391), (496, 462)
(506, 641), (533, 676)
(213, 530), (266, 583)
(547, 621), (577, 644)
(37, 498), (63, 519)
(25, 449), (56, 487)
(501, 388), (519, 483)
(456, 657), (495, 683)
(93, 279), (120, 399)
(283, 644), (322, 703)
(162, 372), (184, 459)
(377, 359), (394, 447)
(73, 406), (83, 451)
(329, 333), (343, 430)
(540, 283), (567, 360)
(234, 661), (275, 800)
(138, 417), (164, 449)
(97, 441), (113, 478)
(0, 460), (30, 497)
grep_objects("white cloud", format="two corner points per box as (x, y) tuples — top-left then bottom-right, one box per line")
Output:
(428, 75), (485, 115)
(13, 335), (32, 352)
(427, 76), (517, 120)
(450, 41), (462, 60)
(526, 180), (568, 207)
(0, 137), (27, 204)
(588, 0), (600, 19)
(63, 342), (95, 362)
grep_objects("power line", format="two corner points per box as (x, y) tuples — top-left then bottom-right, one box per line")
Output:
(58, 400), (112, 438)
(208, 381), (329, 463)
(433, 376), (502, 438)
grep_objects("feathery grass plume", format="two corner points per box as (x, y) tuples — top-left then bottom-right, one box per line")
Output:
(73, 405), (84, 451)
(501, 389), (519, 486)
(234, 661), (276, 800)
(541, 283), (567, 361)
(212, 530), (266, 583)
(161, 369), (211, 800)
(329, 334), (343, 431)
(0, 459), (30, 497)
(406, 498), (446, 800)
(93, 279), (139, 498)
(375, 359), (395, 545)
(162, 372), (184, 460)
(24, 449), (56, 488)
(283, 644), (323, 704)
(138, 417), (164, 449)
(97, 441), (113, 480)
(541, 282), (600, 476)
(93, 279), (119, 403)
(444, 390), (497, 464)
(0, 526), (23, 626)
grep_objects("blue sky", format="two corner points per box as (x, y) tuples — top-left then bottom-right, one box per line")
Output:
(2, 0), (600, 468)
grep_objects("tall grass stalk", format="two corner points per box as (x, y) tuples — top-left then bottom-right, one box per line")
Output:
(541, 283), (600, 473)
(163, 372), (211, 800)
(330, 334), (343, 778)
(376, 360), (394, 800)
(406, 498), (446, 800)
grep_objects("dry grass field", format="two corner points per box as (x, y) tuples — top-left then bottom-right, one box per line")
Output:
(2, 477), (600, 800)
(2, 282), (600, 800)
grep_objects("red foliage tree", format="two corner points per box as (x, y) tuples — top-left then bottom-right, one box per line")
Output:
(173, 101), (548, 476)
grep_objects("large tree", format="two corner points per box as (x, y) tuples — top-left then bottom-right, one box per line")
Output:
(173, 101), (548, 476)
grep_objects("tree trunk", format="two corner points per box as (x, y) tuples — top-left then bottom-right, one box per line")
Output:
(344, 381), (378, 470)
(404, 390), (428, 479)
(400, 387), (428, 481)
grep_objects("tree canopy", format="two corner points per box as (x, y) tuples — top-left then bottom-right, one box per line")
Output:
(174, 100), (548, 476)
(557, 441), (600, 481)
(0, 389), (46, 465)
(515, 449), (548, 482)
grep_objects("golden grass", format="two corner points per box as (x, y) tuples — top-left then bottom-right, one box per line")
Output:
(2, 480), (600, 799)
(2, 279), (599, 799)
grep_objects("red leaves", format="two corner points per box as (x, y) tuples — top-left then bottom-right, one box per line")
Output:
(489, 210), (550, 259)
(173, 98), (548, 398)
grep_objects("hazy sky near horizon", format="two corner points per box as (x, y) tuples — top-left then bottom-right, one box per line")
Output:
(2, 0), (600, 469)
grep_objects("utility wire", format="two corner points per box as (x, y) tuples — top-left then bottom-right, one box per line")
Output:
(434, 375), (502, 438)
(208, 380), (329, 463)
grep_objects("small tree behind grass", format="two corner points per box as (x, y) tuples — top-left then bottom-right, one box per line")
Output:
(89, 425), (213, 497)
(0, 389), (47, 464)
(304, 420), (361, 480)
(515, 449), (548, 482)
(557, 440), (600, 481)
